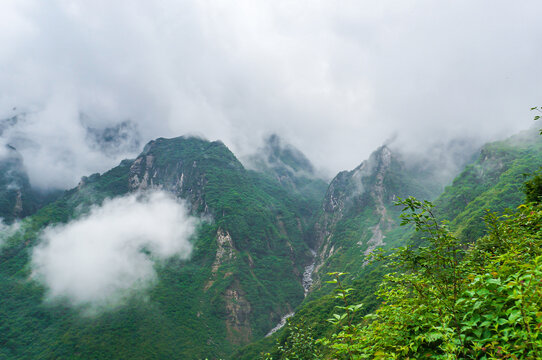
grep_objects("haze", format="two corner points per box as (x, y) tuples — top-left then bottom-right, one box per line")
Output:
(1, 0), (541, 189)
(32, 191), (196, 310)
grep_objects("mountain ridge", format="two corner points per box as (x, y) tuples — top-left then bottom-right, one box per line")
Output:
(2, 129), (542, 359)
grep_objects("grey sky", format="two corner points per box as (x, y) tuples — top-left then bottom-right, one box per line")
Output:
(1, 0), (541, 188)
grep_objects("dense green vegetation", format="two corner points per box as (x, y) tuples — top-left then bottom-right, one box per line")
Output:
(0, 136), (324, 359)
(434, 129), (542, 241)
(264, 197), (542, 359)
(240, 129), (542, 359)
(2, 128), (542, 359)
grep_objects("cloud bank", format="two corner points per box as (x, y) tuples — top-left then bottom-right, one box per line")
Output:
(31, 191), (196, 309)
(1, 0), (541, 187)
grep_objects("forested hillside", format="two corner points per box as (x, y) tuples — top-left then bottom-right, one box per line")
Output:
(0, 136), (324, 359)
(240, 128), (542, 359)
(1, 129), (541, 359)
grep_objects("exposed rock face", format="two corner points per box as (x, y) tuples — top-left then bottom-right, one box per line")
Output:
(363, 147), (394, 257)
(128, 155), (155, 191)
(212, 229), (236, 273)
(302, 249), (317, 296)
(127, 138), (221, 214)
(313, 146), (395, 274)
(0, 145), (50, 221)
(13, 190), (23, 217)
(205, 229), (236, 290)
(224, 281), (252, 345)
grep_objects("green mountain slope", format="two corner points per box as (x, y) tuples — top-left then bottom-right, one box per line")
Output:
(304, 129), (542, 297)
(309, 145), (445, 289)
(238, 129), (542, 359)
(435, 129), (542, 240)
(236, 143), (463, 359)
(0, 136), (322, 359)
(3, 129), (541, 360)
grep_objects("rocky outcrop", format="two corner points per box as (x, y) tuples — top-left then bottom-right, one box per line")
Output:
(205, 229), (236, 290)
(127, 141), (210, 213)
(13, 190), (23, 217)
(312, 146), (397, 283)
(363, 147), (393, 257)
(224, 281), (252, 345)
(128, 155), (155, 191)
(0, 145), (46, 221)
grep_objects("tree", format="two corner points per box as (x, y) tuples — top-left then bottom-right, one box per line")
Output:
(318, 198), (542, 359)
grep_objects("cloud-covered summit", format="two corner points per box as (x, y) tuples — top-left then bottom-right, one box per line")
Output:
(1, 1), (541, 188)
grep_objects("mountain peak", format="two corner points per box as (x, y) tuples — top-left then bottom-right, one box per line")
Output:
(261, 134), (315, 175)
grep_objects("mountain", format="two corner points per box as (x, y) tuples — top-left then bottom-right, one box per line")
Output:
(0, 136), (323, 359)
(236, 142), (476, 358)
(434, 129), (542, 240)
(3, 129), (542, 360)
(236, 129), (542, 359)
(0, 145), (60, 223)
(309, 144), (454, 288)
(245, 134), (328, 210)
(307, 128), (542, 301)
(306, 132), (536, 291)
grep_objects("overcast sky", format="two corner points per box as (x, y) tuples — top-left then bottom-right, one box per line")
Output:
(1, 0), (541, 189)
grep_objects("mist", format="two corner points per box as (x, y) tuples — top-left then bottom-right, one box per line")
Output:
(31, 191), (196, 310)
(1, 0), (541, 188)
(0, 218), (20, 247)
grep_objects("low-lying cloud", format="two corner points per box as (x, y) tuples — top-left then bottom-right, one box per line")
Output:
(1, 1), (541, 187)
(31, 191), (196, 310)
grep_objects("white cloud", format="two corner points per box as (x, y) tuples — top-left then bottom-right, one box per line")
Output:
(1, 0), (541, 185)
(31, 191), (196, 310)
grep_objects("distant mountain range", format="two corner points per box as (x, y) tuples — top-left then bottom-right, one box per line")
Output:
(1, 128), (541, 359)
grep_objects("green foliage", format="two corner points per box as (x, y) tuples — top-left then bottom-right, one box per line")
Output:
(312, 198), (542, 359)
(524, 169), (542, 204)
(435, 129), (542, 240)
(267, 323), (322, 360)
(3, 129), (542, 359)
(532, 106), (542, 134)
(316, 272), (365, 359)
(239, 129), (542, 359)
(0, 136), (324, 359)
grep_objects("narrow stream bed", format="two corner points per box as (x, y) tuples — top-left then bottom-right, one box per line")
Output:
(266, 249), (317, 337)
(265, 312), (295, 337)
(302, 249), (316, 296)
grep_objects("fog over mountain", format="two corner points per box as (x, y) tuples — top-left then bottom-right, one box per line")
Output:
(1, 0), (541, 189)
(32, 191), (196, 310)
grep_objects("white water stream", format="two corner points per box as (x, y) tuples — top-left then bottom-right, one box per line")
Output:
(265, 312), (295, 337)
(302, 249), (317, 296)
(265, 249), (317, 337)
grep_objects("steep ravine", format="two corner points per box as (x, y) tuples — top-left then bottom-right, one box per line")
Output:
(266, 249), (317, 336)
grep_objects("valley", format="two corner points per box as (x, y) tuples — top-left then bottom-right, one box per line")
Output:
(1, 128), (541, 359)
